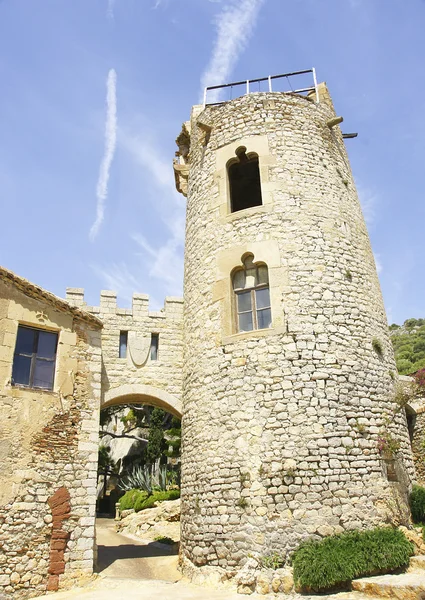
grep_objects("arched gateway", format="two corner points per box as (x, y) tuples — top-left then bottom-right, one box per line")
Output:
(102, 384), (182, 419)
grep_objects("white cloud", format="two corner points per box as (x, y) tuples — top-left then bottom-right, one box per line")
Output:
(200, 0), (266, 103)
(90, 68), (117, 241)
(119, 131), (178, 202)
(93, 128), (185, 303)
(91, 262), (145, 303)
(106, 0), (115, 20)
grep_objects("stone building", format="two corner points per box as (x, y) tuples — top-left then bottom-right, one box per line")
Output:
(0, 76), (420, 597)
(174, 81), (416, 576)
(0, 267), (102, 598)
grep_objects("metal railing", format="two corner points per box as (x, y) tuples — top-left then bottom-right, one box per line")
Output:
(203, 68), (319, 107)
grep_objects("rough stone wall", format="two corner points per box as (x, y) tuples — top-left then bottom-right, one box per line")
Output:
(65, 289), (184, 412)
(410, 410), (425, 485)
(180, 89), (416, 575)
(0, 279), (101, 599)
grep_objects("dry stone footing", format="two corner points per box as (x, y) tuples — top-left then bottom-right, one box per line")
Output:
(350, 554), (425, 600)
(352, 573), (425, 599)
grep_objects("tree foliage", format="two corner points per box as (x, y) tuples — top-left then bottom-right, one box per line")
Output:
(390, 318), (425, 375)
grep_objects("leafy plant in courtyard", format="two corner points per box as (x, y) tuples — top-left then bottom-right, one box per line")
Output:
(119, 488), (180, 512)
(259, 552), (286, 570)
(292, 527), (413, 592)
(120, 465), (154, 493)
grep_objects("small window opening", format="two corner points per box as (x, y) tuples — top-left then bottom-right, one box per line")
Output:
(150, 334), (159, 361)
(119, 331), (128, 359)
(233, 256), (272, 333)
(384, 457), (398, 482)
(228, 147), (262, 213)
(12, 325), (58, 391)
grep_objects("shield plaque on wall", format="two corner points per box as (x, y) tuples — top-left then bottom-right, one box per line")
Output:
(128, 332), (150, 367)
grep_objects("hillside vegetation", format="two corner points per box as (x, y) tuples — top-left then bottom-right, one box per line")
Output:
(390, 318), (425, 375)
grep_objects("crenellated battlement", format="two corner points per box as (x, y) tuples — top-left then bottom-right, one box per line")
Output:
(65, 288), (184, 320)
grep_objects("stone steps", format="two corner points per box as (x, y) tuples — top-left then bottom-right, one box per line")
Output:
(349, 555), (425, 599)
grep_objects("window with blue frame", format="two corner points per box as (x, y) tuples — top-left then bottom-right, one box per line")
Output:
(12, 325), (58, 390)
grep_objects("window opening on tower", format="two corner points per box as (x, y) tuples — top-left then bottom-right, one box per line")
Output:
(228, 147), (262, 213)
(232, 255), (271, 332)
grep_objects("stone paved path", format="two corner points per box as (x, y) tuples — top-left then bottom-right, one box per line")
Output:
(35, 577), (369, 600)
(95, 517), (180, 581)
(37, 519), (371, 600)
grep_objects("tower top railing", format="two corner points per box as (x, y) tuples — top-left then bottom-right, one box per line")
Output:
(203, 68), (319, 108)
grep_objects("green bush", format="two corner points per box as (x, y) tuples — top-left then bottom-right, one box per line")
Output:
(292, 527), (413, 592)
(135, 489), (180, 512)
(410, 485), (425, 523)
(119, 488), (180, 512)
(119, 489), (148, 511)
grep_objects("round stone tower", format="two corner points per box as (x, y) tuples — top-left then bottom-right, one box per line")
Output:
(174, 81), (415, 577)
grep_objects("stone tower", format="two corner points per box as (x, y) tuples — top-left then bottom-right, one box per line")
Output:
(174, 79), (415, 577)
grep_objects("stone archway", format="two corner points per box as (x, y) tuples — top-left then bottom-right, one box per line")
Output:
(102, 384), (182, 419)
(96, 384), (183, 579)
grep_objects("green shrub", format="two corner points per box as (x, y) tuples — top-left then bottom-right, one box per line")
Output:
(119, 488), (179, 512)
(134, 489), (180, 512)
(119, 489), (148, 511)
(292, 527), (413, 592)
(259, 552), (286, 570)
(410, 485), (425, 523)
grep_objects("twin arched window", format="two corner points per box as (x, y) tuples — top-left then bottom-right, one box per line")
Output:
(232, 256), (271, 332)
(228, 147), (262, 213)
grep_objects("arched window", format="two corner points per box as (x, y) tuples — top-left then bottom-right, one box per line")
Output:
(232, 256), (271, 332)
(228, 147), (262, 213)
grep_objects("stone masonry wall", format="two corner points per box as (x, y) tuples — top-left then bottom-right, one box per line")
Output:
(410, 410), (425, 485)
(0, 277), (102, 599)
(180, 89), (416, 576)
(65, 290), (184, 412)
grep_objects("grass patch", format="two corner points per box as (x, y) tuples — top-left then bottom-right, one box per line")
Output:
(292, 527), (413, 593)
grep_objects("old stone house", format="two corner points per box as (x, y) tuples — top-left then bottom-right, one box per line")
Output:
(0, 267), (102, 598)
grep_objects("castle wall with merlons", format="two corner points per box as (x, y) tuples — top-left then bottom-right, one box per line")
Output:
(65, 289), (184, 415)
(180, 88), (416, 574)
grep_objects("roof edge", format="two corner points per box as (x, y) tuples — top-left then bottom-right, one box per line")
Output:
(0, 266), (103, 329)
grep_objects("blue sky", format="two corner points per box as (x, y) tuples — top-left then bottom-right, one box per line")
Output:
(0, 0), (424, 324)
